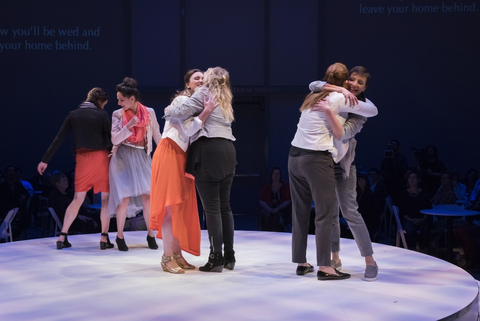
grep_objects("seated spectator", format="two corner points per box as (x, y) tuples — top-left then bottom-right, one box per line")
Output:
(453, 223), (480, 270)
(259, 167), (292, 232)
(451, 170), (467, 202)
(48, 171), (99, 234)
(463, 168), (478, 198)
(468, 178), (480, 207)
(380, 139), (408, 201)
(396, 170), (432, 251)
(0, 165), (30, 240)
(369, 167), (388, 212)
(431, 172), (457, 206)
(356, 173), (379, 240)
(16, 167), (34, 197)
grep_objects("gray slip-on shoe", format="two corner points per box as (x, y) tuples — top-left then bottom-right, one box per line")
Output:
(364, 262), (378, 281)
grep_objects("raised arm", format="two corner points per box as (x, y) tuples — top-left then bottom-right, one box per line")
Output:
(309, 80), (358, 106)
(164, 88), (205, 123)
(181, 93), (218, 137)
(312, 99), (343, 140)
(330, 93), (378, 118)
(111, 110), (134, 146)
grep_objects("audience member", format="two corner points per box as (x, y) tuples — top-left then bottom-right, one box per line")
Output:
(16, 167), (34, 197)
(380, 139), (408, 200)
(451, 170), (467, 202)
(369, 168), (388, 214)
(417, 145), (447, 198)
(463, 168), (478, 198)
(431, 172), (457, 206)
(356, 173), (379, 240)
(396, 170), (432, 251)
(453, 223), (480, 270)
(0, 165), (30, 239)
(48, 171), (99, 233)
(259, 167), (292, 232)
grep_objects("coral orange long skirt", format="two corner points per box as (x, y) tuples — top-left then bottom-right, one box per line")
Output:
(150, 138), (201, 256)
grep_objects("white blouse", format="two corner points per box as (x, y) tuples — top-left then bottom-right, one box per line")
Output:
(291, 92), (377, 159)
(162, 95), (203, 152)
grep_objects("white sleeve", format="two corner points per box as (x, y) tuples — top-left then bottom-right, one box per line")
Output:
(181, 117), (203, 137)
(335, 95), (378, 118)
(309, 81), (326, 93)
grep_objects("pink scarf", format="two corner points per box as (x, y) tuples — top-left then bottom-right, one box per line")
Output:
(122, 102), (150, 143)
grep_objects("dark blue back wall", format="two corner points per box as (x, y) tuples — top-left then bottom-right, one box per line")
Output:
(2, 0), (479, 186)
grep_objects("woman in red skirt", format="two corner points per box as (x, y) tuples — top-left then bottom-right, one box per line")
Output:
(38, 87), (113, 250)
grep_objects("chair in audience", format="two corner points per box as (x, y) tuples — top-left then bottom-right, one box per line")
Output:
(392, 205), (408, 249)
(0, 208), (19, 242)
(48, 207), (63, 237)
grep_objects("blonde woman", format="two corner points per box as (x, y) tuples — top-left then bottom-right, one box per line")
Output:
(150, 69), (216, 274)
(164, 67), (236, 273)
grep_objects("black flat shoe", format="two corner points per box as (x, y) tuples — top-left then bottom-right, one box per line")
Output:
(146, 235), (158, 250)
(296, 264), (314, 275)
(317, 268), (350, 280)
(116, 236), (129, 251)
(56, 232), (72, 250)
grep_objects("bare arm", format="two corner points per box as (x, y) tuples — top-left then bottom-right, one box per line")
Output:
(312, 100), (342, 140)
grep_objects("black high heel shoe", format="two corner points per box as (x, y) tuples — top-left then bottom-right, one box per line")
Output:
(56, 232), (72, 250)
(224, 250), (236, 270)
(146, 235), (158, 250)
(116, 236), (129, 251)
(100, 233), (114, 250)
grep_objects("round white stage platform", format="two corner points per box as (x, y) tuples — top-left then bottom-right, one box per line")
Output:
(0, 231), (478, 321)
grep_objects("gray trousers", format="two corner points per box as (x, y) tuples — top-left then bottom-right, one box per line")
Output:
(331, 164), (374, 257)
(289, 152), (335, 267)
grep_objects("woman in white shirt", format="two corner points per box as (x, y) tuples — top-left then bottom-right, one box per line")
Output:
(289, 63), (377, 280)
(150, 70), (216, 274)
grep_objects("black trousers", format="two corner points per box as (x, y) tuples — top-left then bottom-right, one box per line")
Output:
(192, 137), (236, 255)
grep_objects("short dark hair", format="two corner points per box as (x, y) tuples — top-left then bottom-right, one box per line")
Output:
(86, 87), (109, 108)
(51, 171), (67, 185)
(349, 66), (371, 86)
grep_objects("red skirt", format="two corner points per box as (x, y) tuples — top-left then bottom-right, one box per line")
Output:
(75, 149), (110, 193)
(150, 138), (200, 256)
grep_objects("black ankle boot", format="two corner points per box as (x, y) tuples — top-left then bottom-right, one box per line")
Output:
(116, 237), (129, 251)
(56, 232), (71, 250)
(146, 235), (158, 250)
(199, 253), (224, 272)
(100, 233), (114, 250)
(224, 250), (236, 270)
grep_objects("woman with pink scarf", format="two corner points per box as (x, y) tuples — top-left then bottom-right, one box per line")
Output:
(107, 77), (162, 251)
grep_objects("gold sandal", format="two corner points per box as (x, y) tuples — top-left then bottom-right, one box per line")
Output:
(161, 255), (185, 274)
(174, 253), (196, 269)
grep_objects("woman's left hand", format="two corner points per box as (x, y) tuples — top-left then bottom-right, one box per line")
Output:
(203, 93), (218, 112)
(311, 99), (331, 112)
